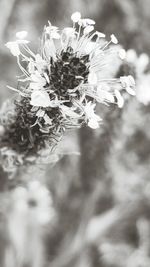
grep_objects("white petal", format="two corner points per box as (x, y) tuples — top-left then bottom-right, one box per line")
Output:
(60, 105), (80, 118)
(36, 110), (45, 117)
(84, 25), (94, 35)
(71, 12), (81, 23)
(97, 87), (114, 103)
(5, 42), (20, 56)
(115, 90), (124, 108)
(95, 31), (105, 38)
(44, 114), (52, 124)
(88, 119), (99, 129)
(51, 31), (60, 39)
(110, 34), (118, 44)
(126, 86), (136, 96)
(30, 91), (51, 107)
(80, 18), (95, 26)
(31, 72), (46, 85)
(30, 82), (42, 90)
(128, 75), (135, 86)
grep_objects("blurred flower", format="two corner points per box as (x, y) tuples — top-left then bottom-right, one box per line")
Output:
(71, 11), (81, 23)
(5, 42), (21, 56)
(12, 181), (55, 225)
(16, 31), (28, 39)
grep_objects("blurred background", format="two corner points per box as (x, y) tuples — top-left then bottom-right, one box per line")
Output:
(0, 0), (150, 266)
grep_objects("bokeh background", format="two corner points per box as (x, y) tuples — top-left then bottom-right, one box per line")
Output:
(0, 0), (150, 267)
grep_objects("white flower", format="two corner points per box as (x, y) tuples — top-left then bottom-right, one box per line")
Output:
(16, 31), (28, 39)
(110, 34), (118, 44)
(71, 12), (81, 23)
(12, 181), (55, 225)
(5, 41), (20, 56)
(84, 102), (102, 129)
(30, 90), (51, 107)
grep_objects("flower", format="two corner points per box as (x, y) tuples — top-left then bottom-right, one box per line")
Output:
(2, 12), (135, 171)
(12, 181), (55, 225)
(30, 90), (51, 107)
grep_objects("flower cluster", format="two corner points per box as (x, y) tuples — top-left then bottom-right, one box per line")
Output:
(117, 49), (150, 105)
(0, 12), (135, 175)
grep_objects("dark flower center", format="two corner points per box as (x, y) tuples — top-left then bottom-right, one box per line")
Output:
(50, 47), (90, 98)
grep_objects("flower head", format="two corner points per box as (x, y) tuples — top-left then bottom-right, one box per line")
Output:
(1, 12), (135, 172)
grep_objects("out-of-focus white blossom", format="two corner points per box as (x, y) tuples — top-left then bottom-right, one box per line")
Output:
(5, 42), (21, 56)
(16, 31), (28, 39)
(71, 11), (81, 23)
(12, 181), (55, 225)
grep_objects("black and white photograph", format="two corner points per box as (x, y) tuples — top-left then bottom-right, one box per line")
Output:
(0, 1), (149, 266)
